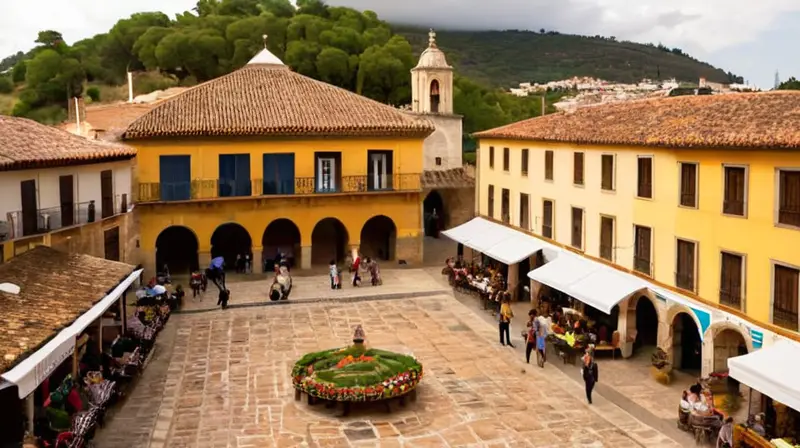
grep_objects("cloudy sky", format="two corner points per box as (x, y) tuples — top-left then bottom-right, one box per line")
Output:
(2, 0), (797, 88)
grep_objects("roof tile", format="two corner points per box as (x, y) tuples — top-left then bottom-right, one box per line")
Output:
(0, 116), (136, 171)
(0, 247), (135, 372)
(475, 91), (800, 149)
(123, 65), (435, 140)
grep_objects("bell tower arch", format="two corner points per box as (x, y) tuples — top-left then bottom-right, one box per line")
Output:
(411, 29), (454, 115)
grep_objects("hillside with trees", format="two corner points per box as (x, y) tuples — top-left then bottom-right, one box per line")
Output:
(398, 27), (741, 88)
(0, 0), (735, 142)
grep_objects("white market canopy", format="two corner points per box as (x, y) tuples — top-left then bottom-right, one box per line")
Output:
(1, 269), (142, 399)
(728, 339), (800, 412)
(526, 251), (649, 314)
(441, 217), (558, 265)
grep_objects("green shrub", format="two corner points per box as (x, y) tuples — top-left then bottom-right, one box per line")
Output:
(0, 76), (13, 94)
(133, 71), (179, 96)
(86, 86), (100, 102)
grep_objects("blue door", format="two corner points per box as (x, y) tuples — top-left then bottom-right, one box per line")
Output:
(219, 154), (252, 197)
(262, 154), (295, 195)
(159, 155), (191, 201)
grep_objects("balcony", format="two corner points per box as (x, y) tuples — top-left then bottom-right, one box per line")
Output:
(1, 195), (130, 242)
(137, 174), (422, 203)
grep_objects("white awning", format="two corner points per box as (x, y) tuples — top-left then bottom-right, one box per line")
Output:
(1, 269), (142, 399)
(441, 217), (556, 265)
(728, 340), (800, 412)
(527, 252), (648, 314)
(67, 269), (142, 334)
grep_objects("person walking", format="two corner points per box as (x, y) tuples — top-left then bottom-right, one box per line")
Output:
(581, 348), (598, 404)
(535, 310), (549, 367)
(717, 417), (734, 448)
(525, 309), (537, 363)
(499, 296), (514, 347)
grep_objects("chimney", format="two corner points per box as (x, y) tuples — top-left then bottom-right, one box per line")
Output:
(699, 77), (707, 88)
(67, 97), (86, 135)
(127, 71), (134, 103)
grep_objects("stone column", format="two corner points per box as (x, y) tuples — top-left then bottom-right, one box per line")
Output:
(507, 263), (519, 301)
(198, 251), (211, 270)
(530, 279), (541, 308)
(301, 246), (311, 270)
(251, 248), (262, 274)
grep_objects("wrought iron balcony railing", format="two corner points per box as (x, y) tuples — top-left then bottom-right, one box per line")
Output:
(137, 174), (422, 202)
(3, 201), (93, 241)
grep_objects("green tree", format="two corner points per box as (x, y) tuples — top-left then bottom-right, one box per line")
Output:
(357, 36), (414, 105)
(284, 40), (321, 77)
(258, 0), (295, 18)
(104, 12), (172, 73)
(777, 77), (800, 90)
(319, 26), (363, 55)
(133, 27), (175, 70)
(155, 28), (229, 81)
(315, 47), (353, 87)
(35, 30), (64, 47)
(0, 76), (13, 94)
(286, 14), (332, 42)
(296, 0), (328, 17)
(11, 61), (27, 83)
(226, 13), (289, 67)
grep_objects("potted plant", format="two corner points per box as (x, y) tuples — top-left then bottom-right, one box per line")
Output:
(650, 347), (672, 384)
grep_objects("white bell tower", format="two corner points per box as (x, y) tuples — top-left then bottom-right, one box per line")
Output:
(411, 29), (454, 115)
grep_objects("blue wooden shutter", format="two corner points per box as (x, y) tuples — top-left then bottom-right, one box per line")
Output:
(263, 154), (295, 195)
(159, 155), (191, 201)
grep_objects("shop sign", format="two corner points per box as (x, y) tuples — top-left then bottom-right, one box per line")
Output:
(750, 329), (763, 349)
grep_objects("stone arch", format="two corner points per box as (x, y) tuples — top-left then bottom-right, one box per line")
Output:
(430, 79), (441, 113)
(311, 218), (349, 266)
(155, 226), (199, 275)
(360, 215), (397, 261)
(423, 190), (445, 237)
(262, 218), (302, 270)
(670, 311), (702, 371)
(210, 223), (253, 270)
(702, 321), (753, 377)
(623, 293), (660, 356)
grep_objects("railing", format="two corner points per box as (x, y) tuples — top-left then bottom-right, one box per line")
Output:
(138, 174), (423, 202)
(723, 199), (745, 216)
(3, 201), (95, 241)
(773, 307), (799, 331)
(778, 207), (800, 227)
(633, 256), (652, 276)
(675, 271), (695, 292)
(719, 288), (743, 310)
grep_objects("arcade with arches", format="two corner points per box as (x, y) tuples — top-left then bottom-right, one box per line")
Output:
(155, 226), (199, 275)
(360, 215), (397, 261)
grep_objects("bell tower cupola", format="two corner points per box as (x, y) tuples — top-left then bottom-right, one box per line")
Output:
(411, 29), (454, 115)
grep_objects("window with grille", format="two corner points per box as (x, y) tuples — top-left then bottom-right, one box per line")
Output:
(503, 147), (510, 171)
(488, 184), (495, 218)
(520, 193), (530, 230)
(521, 149), (529, 176)
(637, 156), (653, 199)
(544, 151), (554, 181)
(573, 152), (584, 186)
(599, 216), (614, 261)
(501, 188), (510, 223)
(720, 252), (744, 309)
(571, 207), (583, 249)
(489, 146), (495, 169)
(542, 200), (554, 238)
(723, 166), (747, 216)
(676, 239), (696, 292)
(634, 225), (652, 275)
(680, 163), (698, 208)
(601, 155), (614, 191)
(773, 264), (799, 330)
(778, 170), (800, 227)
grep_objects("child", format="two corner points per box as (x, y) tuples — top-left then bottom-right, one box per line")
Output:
(329, 260), (341, 290)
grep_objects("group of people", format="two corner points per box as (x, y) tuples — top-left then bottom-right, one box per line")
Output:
(329, 251), (382, 289)
(680, 381), (738, 448)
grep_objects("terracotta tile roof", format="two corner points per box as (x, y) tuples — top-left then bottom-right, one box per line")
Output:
(422, 168), (475, 189)
(122, 65), (435, 140)
(474, 91), (800, 149)
(0, 246), (135, 372)
(0, 116), (136, 171)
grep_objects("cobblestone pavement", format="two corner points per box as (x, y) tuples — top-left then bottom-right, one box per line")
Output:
(95, 292), (682, 448)
(179, 269), (448, 312)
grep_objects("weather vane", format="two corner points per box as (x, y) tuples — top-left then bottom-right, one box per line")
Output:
(428, 28), (436, 47)
(262, 34), (268, 49)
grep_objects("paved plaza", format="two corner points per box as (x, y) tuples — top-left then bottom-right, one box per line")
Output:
(95, 275), (686, 448)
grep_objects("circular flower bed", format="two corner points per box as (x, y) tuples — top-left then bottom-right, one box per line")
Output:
(291, 346), (423, 402)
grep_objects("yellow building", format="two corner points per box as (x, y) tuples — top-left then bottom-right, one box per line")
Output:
(123, 48), (434, 276)
(460, 91), (800, 379)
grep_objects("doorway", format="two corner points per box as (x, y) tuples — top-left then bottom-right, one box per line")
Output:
(672, 313), (701, 372)
(632, 295), (658, 352)
(20, 179), (38, 237)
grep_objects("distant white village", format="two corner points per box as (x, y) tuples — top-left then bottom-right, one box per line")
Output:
(510, 76), (761, 111)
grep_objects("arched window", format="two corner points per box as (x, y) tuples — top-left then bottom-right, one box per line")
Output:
(429, 79), (440, 113)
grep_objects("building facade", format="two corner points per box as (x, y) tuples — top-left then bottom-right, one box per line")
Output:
(472, 92), (800, 376)
(411, 30), (474, 240)
(0, 116), (138, 265)
(124, 49), (434, 277)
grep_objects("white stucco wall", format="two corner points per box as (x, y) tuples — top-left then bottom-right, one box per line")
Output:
(0, 160), (133, 222)
(421, 114), (463, 171)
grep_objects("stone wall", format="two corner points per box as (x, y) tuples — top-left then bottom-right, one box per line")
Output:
(437, 187), (474, 229)
(395, 235), (423, 265)
(421, 115), (463, 171)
